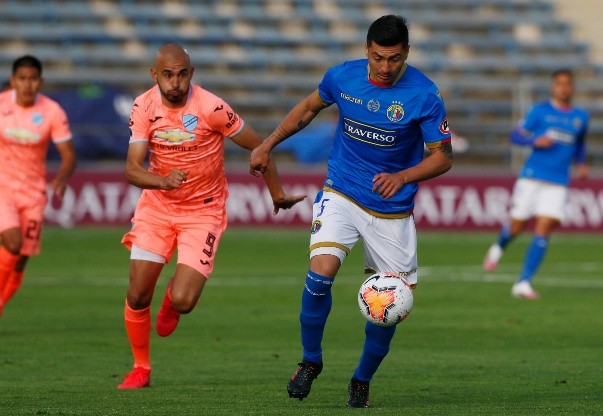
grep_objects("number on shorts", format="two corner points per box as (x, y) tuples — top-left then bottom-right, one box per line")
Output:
(25, 220), (41, 241)
(202, 232), (216, 257)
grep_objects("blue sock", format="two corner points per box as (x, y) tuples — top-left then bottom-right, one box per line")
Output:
(497, 223), (513, 249)
(519, 235), (549, 282)
(300, 270), (333, 364)
(352, 322), (396, 382)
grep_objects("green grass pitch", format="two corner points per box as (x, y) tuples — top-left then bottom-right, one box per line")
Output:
(0, 226), (601, 415)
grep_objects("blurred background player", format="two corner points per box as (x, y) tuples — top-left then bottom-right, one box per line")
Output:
(250, 15), (452, 407)
(118, 43), (305, 389)
(0, 55), (76, 317)
(483, 69), (589, 299)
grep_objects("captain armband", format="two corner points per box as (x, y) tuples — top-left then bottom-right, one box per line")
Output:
(425, 141), (444, 151)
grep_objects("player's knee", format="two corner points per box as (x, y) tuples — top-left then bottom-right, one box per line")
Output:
(170, 292), (197, 314)
(126, 292), (152, 310)
(2, 241), (22, 256)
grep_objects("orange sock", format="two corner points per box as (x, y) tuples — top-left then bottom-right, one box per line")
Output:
(2, 270), (24, 304)
(124, 300), (151, 369)
(0, 248), (18, 296)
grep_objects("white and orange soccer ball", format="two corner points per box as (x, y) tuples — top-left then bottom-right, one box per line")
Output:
(358, 272), (414, 327)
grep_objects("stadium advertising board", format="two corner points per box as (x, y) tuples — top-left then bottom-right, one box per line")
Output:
(45, 170), (603, 232)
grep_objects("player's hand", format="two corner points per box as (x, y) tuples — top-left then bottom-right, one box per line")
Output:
(161, 168), (189, 190)
(575, 164), (589, 180)
(533, 136), (553, 148)
(272, 193), (307, 215)
(249, 143), (271, 177)
(50, 177), (68, 199)
(372, 172), (405, 199)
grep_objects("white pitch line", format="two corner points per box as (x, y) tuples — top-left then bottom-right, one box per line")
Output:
(24, 266), (603, 290)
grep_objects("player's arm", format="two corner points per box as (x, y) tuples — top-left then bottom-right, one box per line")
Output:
(50, 139), (77, 199)
(124, 141), (188, 190)
(250, 90), (329, 176)
(574, 127), (588, 180)
(372, 141), (453, 199)
(231, 124), (306, 214)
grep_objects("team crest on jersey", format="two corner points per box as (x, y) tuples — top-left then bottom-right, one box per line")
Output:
(310, 220), (322, 234)
(573, 117), (583, 129)
(367, 99), (380, 112)
(386, 102), (404, 122)
(182, 114), (198, 131)
(32, 112), (43, 126)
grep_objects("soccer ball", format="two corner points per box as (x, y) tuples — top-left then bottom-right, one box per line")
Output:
(357, 272), (414, 327)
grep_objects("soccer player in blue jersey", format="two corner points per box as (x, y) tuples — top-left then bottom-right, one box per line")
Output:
(483, 69), (589, 299)
(250, 15), (453, 408)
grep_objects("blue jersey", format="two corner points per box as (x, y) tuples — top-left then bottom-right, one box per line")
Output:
(317, 60), (450, 215)
(512, 101), (589, 186)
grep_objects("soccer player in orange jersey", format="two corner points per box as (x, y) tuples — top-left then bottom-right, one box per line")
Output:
(0, 55), (76, 317)
(117, 43), (306, 389)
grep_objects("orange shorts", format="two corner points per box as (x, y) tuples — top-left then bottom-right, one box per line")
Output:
(0, 189), (46, 256)
(121, 195), (227, 277)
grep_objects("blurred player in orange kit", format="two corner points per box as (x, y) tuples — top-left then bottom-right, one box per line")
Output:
(117, 43), (306, 389)
(0, 55), (76, 317)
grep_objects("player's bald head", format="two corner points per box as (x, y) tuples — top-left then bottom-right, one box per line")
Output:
(154, 43), (191, 68)
(151, 43), (194, 108)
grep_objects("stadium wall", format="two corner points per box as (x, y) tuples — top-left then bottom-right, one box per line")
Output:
(46, 170), (603, 232)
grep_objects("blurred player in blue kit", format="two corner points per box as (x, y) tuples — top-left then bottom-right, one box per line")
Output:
(483, 69), (589, 299)
(250, 15), (453, 407)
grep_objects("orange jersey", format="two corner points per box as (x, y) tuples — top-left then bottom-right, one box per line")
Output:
(129, 84), (244, 209)
(0, 90), (72, 197)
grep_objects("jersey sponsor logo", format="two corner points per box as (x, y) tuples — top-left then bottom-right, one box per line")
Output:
(4, 128), (40, 143)
(386, 102), (404, 122)
(439, 117), (450, 134)
(148, 116), (163, 123)
(367, 99), (380, 112)
(182, 114), (198, 131)
(225, 111), (239, 129)
(154, 128), (195, 144)
(214, 105), (223, 112)
(32, 112), (43, 126)
(545, 128), (574, 144)
(343, 118), (396, 147)
(340, 92), (363, 105)
(311, 220), (322, 234)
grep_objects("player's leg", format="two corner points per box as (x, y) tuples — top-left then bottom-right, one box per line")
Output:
(512, 216), (558, 299)
(2, 256), (28, 304)
(0, 228), (23, 316)
(288, 191), (360, 400)
(484, 178), (533, 271)
(0, 198), (22, 305)
(156, 205), (226, 337)
(349, 214), (417, 408)
(156, 264), (207, 337)
(512, 183), (565, 299)
(2, 203), (44, 307)
(119, 205), (175, 389)
(118, 255), (164, 389)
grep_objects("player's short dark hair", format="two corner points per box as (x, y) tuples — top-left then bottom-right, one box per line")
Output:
(367, 15), (409, 48)
(12, 55), (43, 76)
(551, 68), (573, 79)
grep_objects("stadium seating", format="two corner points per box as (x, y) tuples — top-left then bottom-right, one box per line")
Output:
(0, 0), (601, 163)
